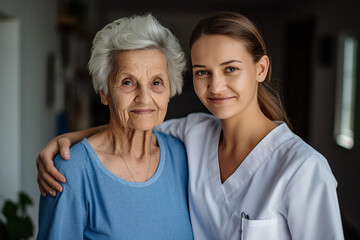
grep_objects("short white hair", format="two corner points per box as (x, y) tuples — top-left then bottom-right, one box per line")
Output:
(88, 14), (186, 97)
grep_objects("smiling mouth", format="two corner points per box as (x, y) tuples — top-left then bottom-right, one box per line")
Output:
(130, 109), (155, 114)
(208, 97), (235, 104)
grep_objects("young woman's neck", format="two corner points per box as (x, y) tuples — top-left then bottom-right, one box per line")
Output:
(218, 102), (277, 183)
(220, 103), (276, 155)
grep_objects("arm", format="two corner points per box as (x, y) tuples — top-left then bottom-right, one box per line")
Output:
(155, 113), (211, 141)
(36, 124), (106, 197)
(283, 154), (344, 240)
(37, 156), (88, 240)
(155, 117), (187, 141)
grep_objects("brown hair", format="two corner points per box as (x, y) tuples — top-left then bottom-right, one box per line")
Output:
(190, 11), (291, 127)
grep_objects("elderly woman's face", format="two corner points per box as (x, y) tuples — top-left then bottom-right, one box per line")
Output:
(100, 49), (170, 131)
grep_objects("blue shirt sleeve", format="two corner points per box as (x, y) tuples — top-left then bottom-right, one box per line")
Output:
(37, 145), (89, 240)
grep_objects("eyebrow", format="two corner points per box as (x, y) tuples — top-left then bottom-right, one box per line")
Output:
(115, 72), (166, 81)
(192, 64), (206, 68)
(192, 60), (242, 68)
(220, 60), (242, 66)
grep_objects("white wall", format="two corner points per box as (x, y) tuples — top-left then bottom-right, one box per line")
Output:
(0, 0), (58, 237)
(0, 17), (21, 202)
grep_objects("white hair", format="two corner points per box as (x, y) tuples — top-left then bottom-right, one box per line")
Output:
(88, 14), (186, 97)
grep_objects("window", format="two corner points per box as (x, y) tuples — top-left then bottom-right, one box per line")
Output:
(334, 34), (357, 149)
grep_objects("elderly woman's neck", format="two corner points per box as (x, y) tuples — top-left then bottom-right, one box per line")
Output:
(104, 122), (155, 157)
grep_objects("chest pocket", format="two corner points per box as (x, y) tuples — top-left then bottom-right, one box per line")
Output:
(224, 213), (278, 240)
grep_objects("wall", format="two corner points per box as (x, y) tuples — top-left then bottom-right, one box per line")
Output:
(0, 0), (59, 237)
(0, 16), (21, 202)
(309, 0), (360, 234)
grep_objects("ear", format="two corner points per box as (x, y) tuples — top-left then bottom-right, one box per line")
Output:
(99, 90), (109, 106)
(256, 55), (269, 82)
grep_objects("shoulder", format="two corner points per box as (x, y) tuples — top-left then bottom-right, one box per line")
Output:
(266, 124), (336, 186)
(280, 133), (337, 186)
(272, 124), (327, 167)
(180, 112), (220, 134)
(184, 112), (218, 125)
(154, 131), (187, 163)
(53, 139), (90, 173)
(295, 147), (336, 185)
(155, 132), (188, 175)
(164, 112), (218, 128)
(284, 132), (327, 165)
(155, 131), (185, 151)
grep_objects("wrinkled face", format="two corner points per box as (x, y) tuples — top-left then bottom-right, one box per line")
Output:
(191, 34), (268, 120)
(100, 49), (170, 131)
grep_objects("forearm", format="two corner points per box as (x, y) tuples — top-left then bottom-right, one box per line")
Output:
(59, 124), (107, 145)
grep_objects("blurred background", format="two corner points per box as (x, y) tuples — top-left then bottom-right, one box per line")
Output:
(0, 0), (359, 239)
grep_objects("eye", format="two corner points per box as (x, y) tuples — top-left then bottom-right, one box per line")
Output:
(195, 70), (208, 76)
(122, 79), (133, 86)
(152, 78), (163, 86)
(120, 78), (136, 92)
(151, 78), (166, 93)
(225, 66), (238, 73)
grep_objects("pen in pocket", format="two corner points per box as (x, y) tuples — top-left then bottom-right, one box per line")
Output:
(240, 212), (249, 240)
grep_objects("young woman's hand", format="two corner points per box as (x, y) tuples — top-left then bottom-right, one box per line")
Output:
(36, 137), (71, 197)
(36, 124), (107, 197)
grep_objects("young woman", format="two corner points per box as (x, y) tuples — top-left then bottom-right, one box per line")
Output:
(36, 12), (344, 239)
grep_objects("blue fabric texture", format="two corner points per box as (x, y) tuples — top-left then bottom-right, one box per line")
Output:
(37, 131), (193, 240)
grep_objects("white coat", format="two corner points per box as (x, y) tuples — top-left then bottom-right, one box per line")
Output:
(156, 113), (344, 240)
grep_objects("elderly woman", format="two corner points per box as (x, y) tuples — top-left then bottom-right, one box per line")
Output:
(37, 14), (193, 239)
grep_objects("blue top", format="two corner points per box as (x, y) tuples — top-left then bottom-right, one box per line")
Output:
(37, 131), (193, 240)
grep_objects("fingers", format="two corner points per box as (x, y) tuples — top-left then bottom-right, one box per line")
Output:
(58, 138), (71, 160)
(38, 145), (67, 183)
(37, 174), (57, 197)
(35, 135), (73, 197)
(39, 185), (47, 197)
(45, 161), (66, 183)
(36, 156), (64, 197)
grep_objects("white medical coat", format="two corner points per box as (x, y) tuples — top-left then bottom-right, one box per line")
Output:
(156, 113), (344, 240)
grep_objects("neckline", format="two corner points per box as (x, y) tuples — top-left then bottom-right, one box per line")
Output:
(208, 121), (294, 201)
(82, 131), (165, 188)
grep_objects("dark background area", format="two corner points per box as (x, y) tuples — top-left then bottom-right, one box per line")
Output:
(1, 0), (359, 238)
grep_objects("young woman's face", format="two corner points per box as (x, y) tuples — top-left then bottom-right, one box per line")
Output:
(191, 34), (268, 120)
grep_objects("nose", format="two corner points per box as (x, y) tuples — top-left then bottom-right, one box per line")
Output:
(208, 75), (227, 94)
(134, 86), (151, 104)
